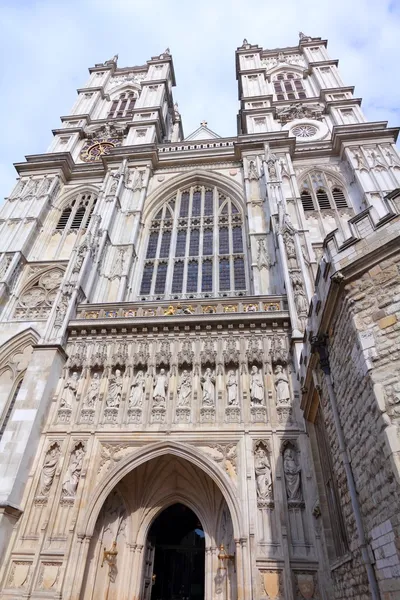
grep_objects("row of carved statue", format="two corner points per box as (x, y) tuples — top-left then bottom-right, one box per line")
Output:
(58, 364), (292, 412)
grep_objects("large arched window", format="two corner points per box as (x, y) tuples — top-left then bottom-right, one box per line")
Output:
(108, 92), (136, 119)
(139, 186), (247, 300)
(272, 72), (307, 101)
(56, 193), (97, 231)
(300, 171), (349, 213)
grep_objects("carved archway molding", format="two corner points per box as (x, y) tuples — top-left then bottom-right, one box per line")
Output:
(0, 327), (40, 378)
(142, 168), (246, 222)
(78, 440), (244, 540)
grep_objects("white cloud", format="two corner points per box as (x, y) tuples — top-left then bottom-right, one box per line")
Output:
(0, 0), (399, 198)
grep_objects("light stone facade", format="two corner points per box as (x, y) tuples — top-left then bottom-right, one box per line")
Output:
(0, 34), (398, 600)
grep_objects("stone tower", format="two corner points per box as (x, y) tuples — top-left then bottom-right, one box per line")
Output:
(0, 34), (399, 600)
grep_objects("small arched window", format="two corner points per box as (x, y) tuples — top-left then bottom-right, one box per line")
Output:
(300, 172), (349, 213)
(108, 92), (136, 119)
(272, 72), (307, 101)
(56, 193), (97, 231)
(139, 186), (247, 300)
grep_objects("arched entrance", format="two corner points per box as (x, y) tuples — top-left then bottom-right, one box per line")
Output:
(145, 503), (205, 600)
(76, 444), (244, 600)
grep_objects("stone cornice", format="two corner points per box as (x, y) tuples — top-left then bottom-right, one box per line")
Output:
(332, 122), (399, 154)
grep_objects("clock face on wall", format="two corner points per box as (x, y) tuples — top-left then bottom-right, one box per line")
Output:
(80, 137), (121, 162)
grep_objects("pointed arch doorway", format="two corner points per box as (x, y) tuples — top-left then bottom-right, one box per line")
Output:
(144, 503), (205, 600)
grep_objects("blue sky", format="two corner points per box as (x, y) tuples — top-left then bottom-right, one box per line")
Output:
(1, 0), (399, 199)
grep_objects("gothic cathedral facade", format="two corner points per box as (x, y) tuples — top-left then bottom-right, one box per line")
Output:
(0, 33), (399, 600)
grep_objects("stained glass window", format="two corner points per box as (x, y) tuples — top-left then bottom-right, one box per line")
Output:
(139, 186), (247, 297)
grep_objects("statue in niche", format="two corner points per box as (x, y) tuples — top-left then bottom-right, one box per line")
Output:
(38, 444), (60, 496)
(84, 372), (100, 408)
(385, 148), (400, 167)
(248, 160), (259, 180)
(61, 444), (85, 497)
(110, 248), (126, 278)
(106, 369), (123, 408)
(254, 446), (272, 501)
(60, 372), (79, 409)
(293, 280), (308, 316)
(257, 238), (271, 271)
(274, 365), (290, 404)
(284, 233), (297, 269)
(283, 447), (303, 502)
(226, 370), (238, 405)
(250, 365), (264, 405)
(129, 371), (145, 408)
(201, 368), (215, 405)
(353, 149), (369, 171)
(153, 369), (169, 406)
(369, 150), (386, 169)
(177, 370), (192, 406)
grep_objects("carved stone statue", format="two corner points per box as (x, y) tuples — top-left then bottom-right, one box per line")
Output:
(369, 150), (386, 169)
(283, 448), (303, 502)
(177, 370), (192, 406)
(60, 372), (79, 409)
(110, 248), (126, 278)
(255, 447), (272, 501)
(353, 150), (369, 171)
(274, 365), (290, 404)
(248, 160), (259, 180)
(250, 366), (264, 405)
(284, 233), (297, 269)
(84, 372), (100, 408)
(61, 445), (85, 497)
(201, 368), (215, 406)
(106, 369), (123, 408)
(153, 369), (168, 406)
(385, 148), (400, 167)
(39, 444), (60, 496)
(257, 238), (271, 271)
(129, 371), (145, 408)
(226, 370), (238, 405)
(293, 281), (308, 315)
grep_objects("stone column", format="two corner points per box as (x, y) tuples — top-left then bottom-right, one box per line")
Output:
(0, 345), (66, 560)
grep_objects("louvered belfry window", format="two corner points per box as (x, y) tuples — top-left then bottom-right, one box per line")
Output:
(273, 72), (307, 101)
(140, 186), (247, 299)
(56, 193), (97, 231)
(108, 92), (136, 119)
(300, 171), (349, 213)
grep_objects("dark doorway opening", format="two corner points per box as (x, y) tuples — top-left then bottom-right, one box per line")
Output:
(149, 503), (205, 600)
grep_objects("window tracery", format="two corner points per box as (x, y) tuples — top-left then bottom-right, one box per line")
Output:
(140, 186), (247, 300)
(272, 72), (307, 101)
(299, 171), (349, 213)
(56, 193), (97, 231)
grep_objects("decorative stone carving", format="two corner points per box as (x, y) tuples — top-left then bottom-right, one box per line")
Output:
(270, 334), (287, 365)
(6, 561), (32, 589)
(201, 368), (215, 406)
(128, 371), (145, 408)
(276, 102), (324, 124)
(299, 31), (312, 41)
(250, 365), (264, 405)
(98, 443), (132, 477)
(85, 121), (126, 142)
(226, 370), (238, 405)
(260, 569), (283, 600)
(60, 372), (79, 409)
(54, 288), (71, 328)
(110, 248), (127, 279)
(352, 149), (369, 171)
(112, 340), (128, 366)
(108, 73), (144, 88)
(199, 443), (237, 476)
(61, 443), (85, 498)
(14, 267), (65, 320)
(274, 365), (290, 404)
(91, 342), (108, 368)
(283, 446), (303, 505)
(257, 238), (271, 270)
(106, 369), (123, 408)
(36, 561), (62, 591)
(134, 340), (150, 367)
(84, 372), (100, 408)
(178, 340), (194, 366)
(127, 168), (145, 191)
(38, 442), (61, 496)
(385, 148), (400, 168)
(248, 160), (259, 181)
(177, 369), (192, 406)
(369, 149), (386, 170)
(295, 571), (318, 600)
(223, 336), (239, 365)
(284, 232), (298, 269)
(254, 441), (273, 506)
(200, 338), (217, 365)
(155, 340), (171, 366)
(246, 337), (264, 364)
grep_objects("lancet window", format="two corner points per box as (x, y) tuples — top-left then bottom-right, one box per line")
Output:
(140, 186), (247, 299)
(55, 193), (97, 231)
(300, 171), (349, 213)
(0, 379), (22, 441)
(108, 92), (137, 119)
(272, 72), (307, 101)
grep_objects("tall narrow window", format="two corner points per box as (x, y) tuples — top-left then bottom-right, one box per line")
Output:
(108, 91), (137, 119)
(272, 72), (307, 100)
(0, 380), (22, 441)
(55, 193), (97, 232)
(300, 171), (350, 214)
(139, 187), (247, 298)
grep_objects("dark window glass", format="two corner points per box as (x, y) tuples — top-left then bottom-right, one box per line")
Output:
(172, 261), (184, 293)
(288, 93), (296, 100)
(277, 94), (284, 100)
(274, 82), (281, 91)
(232, 227), (243, 253)
(180, 192), (189, 216)
(159, 231), (171, 258)
(108, 99), (119, 117)
(70, 206), (86, 229)
(56, 207), (72, 229)
(204, 190), (213, 215)
(85, 200), (97, 227)
(146, 231), (159, 258)
(219, 228), (229, 254)
(189, 229), (200, 256)
(277, 74), (284, 80)
(219, 258), (230, 291)
(140, 263), (154, 295)
(287, 73), (295, 80)
(186, 260), (198, 292)
(234, 257), (246, 290)
(0, 380), (22, 441)
(231, 203), (239, 214)
(175, 230), (187, 256)
(203, 229), (213, 255)
(284, 80), (292, 91)
(294, 79), (304, 89)
(298, 92), (307, 99)
(192, 191), (201, 216)
(154, 262), (168, 294)
(202, 259), (213, 291)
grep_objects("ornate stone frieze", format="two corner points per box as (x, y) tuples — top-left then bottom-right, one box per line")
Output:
(276, 102), (324, 124)
(197, 443), (237, 477)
